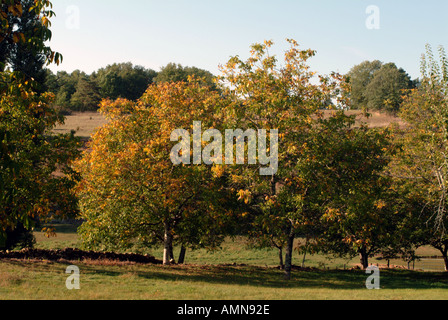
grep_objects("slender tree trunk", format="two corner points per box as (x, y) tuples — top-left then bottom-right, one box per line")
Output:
(442, 246), (448, 272)
(359, 247), (369, 270)
(301, 238), (309, 268)
(301, 248), (307, 268)
(278, 247), (284, 270)
(169, 243), (175, 263)
(163, 222), (174, 265)
(178, 246), (187, 264)
(284, 223), (295, 280)
(443, 255), (448, 272)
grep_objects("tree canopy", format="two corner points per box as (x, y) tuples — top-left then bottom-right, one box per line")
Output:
(347, 60), (416, 113)
(0, 0), (79, 249)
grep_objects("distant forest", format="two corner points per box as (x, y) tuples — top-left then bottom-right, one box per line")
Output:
(43, 62), (216, 113)
(42, 58), (418, 117)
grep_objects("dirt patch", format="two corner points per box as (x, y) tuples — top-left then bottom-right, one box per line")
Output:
(0, 248), (162, 265)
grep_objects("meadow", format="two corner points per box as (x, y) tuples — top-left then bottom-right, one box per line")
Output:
(53, 110), (406, 139)
(1, 223), (447, 300)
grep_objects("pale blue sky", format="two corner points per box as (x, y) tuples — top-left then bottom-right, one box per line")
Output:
(48, 1), (448, 80)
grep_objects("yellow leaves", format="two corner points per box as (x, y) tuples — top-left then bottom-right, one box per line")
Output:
(211, 165), (225, 178)
(237, 189), (252, 204)
(41, 227), (57, 239)
(41, 15), (50, 28)
(375, 200), (386, 210)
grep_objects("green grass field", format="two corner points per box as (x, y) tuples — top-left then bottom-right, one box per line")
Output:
(0, 224), (447, 300)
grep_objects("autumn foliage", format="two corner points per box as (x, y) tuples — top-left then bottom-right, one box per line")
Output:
(75, 79), (235, 264)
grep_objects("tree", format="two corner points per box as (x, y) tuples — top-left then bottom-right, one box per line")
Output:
(45, 70), (85, 113)
(6, 0), (48, 92)
(347, 60), (382, 110)
(70, 76), (101, 111)
(0, 0), (79, 249)
(347, 60), (415, 113)
(304, 114), (398, 269)
(92, 62), (157, 101)
(154, 63), (216, 88)
(0, 0), (62, 72)
(0, 80), (81, 249)
(75, 79), (234, 265)
(217, 39), (342, 279)
(393, 45), (448, 270)
(365, 63), (415, 113)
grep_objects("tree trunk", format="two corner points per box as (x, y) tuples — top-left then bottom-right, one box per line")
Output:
(163, 222), (174, 265)
(284, 223), (295, 280)
(169, 243), (175, 263)
(301, 248), (307, 268)
(301, 238), (309, 268)
(442, 246), (448, 272)
(359, 247), (369, 270)
(278, 247), (284, 270)
(443, 255), (448, 272)
(178, 246), (187, 264)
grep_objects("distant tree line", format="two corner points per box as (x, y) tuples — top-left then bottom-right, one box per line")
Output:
(44, 62), (216, 113)
(44, 59), (417, 115)
(346, 60), (418, 114)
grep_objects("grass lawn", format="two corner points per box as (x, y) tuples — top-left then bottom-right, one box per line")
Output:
(1, 258), (447, 300)
(0, 224), (446, 300)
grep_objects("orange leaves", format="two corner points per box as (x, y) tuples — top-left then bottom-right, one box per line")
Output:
(12, 32), (25, 44)
(41, 226), (57, 239)
(237, 189), (252, 204)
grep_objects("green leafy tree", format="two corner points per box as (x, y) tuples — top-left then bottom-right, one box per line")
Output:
(392, 45), (448, 270)
(70, 76), (101, 111)
(347, 60), (383, 110)
(92, 62), (157, 101)
(365, 63), (415, 113)
(305, 115), (398, 269)
(0, 0), (79, 249)
(48, 70), (85, 112)
(347, 60), (415, 113)
(6, 0), (48, 92)
(0, 0), (62, 72)
(154, 62), (215, 88)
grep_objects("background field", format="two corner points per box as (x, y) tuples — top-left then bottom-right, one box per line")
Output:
(53, 112), (109, 138)
(52, 110), (406, 139)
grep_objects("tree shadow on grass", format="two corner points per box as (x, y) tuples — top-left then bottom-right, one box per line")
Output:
(130, 265), (448, 291)
(4, 259), (447, 291)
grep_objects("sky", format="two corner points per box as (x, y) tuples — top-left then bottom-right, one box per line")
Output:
(47, 0), (448, 80)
